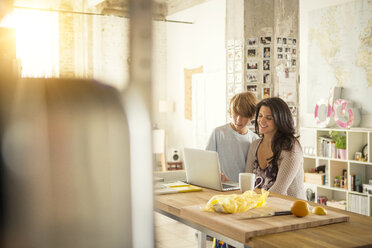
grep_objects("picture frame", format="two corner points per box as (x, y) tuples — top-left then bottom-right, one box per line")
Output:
(247, 61), (258, 70)
(234, 73), (242, 83)
(234, 50), (242, 60)
(263, 47), (270, 58)
(263, 72), (271, 84)
(260, 36), (271, 45)
(293, 38), (297, 46)
(262, 87), (271, 98)
(263, 60), (270, 70)
(246, 84), (258, 96)
(247, 48), (256, 58)
(246, 72), (258, 83)
(292, 59), (297, 67)
(227, 48), (234, 60)
(289, 106), (297, 116)
(247, 37), (258, 46)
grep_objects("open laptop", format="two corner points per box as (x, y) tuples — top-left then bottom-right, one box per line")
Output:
(183, 147), (239, 191)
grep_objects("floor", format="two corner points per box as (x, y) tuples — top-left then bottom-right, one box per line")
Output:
(155, 212), (214, 248)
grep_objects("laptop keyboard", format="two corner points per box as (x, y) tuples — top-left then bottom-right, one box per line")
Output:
(222, 183), (239, 190)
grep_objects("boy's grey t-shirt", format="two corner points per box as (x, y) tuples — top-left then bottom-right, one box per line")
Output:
(205, 123), (258, 183)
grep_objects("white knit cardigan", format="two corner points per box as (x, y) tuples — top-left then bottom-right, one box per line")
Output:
(245, 138), (306, 200)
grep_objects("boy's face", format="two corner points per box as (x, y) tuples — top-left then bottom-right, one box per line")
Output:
(231, 112), (250, 133)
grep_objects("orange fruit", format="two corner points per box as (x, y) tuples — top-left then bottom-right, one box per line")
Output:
(312, 206), (327, 215)
(290, 200), (310, 217)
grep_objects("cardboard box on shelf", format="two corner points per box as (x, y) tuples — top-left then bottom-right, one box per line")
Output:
(304, 172), (325, 185)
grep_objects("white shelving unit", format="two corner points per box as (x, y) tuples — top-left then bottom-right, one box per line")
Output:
(300, 127), (372, 216)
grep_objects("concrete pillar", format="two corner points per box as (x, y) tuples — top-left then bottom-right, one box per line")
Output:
(226, 0), (299, 126)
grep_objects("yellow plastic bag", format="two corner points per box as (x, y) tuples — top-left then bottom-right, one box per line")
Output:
(203, 189), (270, 214)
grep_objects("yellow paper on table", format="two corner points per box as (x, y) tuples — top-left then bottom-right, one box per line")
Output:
(203, 189), (269, 214)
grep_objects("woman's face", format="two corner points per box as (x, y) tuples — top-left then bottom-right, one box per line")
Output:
(231, 112), (249, 134)
(257, 106), (277, 136)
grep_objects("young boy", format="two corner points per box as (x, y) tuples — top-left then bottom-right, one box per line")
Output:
(206, 91), (258, 183)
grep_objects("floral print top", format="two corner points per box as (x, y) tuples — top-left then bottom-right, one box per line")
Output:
(252, 156), (278, 190)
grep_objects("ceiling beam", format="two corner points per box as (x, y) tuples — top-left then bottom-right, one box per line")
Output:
(166, 0), (209, 15)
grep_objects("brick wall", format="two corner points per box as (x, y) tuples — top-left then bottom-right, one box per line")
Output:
(59, 2), (75, 78)
(95, 15), (129, 89)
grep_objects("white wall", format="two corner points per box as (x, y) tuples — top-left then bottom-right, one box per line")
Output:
(156, 0), (227, 154)
(299, 0), (372, 128)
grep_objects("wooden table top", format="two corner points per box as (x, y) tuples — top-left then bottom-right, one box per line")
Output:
(155, 188), (372, 248)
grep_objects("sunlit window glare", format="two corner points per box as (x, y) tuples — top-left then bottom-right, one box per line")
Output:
(0, 9), (59, 77)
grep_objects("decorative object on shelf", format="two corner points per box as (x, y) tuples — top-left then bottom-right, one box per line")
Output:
(314, 86), (361, 128)
(306, 188), (315, 202)
(317, 196), (328, 205)
(314, 98), (334, 127)
(314, 86), (341, 127)
(363, 184), (372, 194)
(333, 99), (361, 128)
(333, 176), (340, 187)
(343, 169), (348, 189)
(329, 130), (347, 160)
(362, 144), (368, 162)
(304, 146), (316, 156)
(316, 165), (326, 173)
(355, 151), (362, 161)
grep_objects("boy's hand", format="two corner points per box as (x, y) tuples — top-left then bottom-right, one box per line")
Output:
(221, 173), (230, 182)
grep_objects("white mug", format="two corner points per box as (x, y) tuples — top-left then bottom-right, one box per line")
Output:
(239, 173), (263, 193)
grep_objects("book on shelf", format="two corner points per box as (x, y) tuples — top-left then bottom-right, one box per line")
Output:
(318, 136), (337, 158)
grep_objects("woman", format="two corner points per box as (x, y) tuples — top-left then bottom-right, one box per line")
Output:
(245, 97), (306, 199)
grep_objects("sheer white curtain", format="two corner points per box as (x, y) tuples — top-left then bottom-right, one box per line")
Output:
(192, 71), (226, 149)
(192, 73), (208, 149)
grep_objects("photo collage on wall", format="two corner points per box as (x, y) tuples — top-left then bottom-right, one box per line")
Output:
(276, 37), (297, 69)
(227, 39), (244, 116)
(276, 36), (298, 128)
(245, 36), (272, 100)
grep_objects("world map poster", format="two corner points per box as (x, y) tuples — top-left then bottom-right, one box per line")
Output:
(307, 0), (372, 114)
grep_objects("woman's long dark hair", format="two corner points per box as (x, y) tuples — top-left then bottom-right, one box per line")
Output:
(254, 97), (298, 168)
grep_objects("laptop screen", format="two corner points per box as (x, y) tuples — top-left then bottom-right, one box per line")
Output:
(183, 148), (239, 191)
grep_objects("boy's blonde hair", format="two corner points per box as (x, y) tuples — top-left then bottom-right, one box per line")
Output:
(229, 91), (257, 119)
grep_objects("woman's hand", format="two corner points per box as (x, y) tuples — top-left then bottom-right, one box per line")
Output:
(221, 173), (230, 182)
